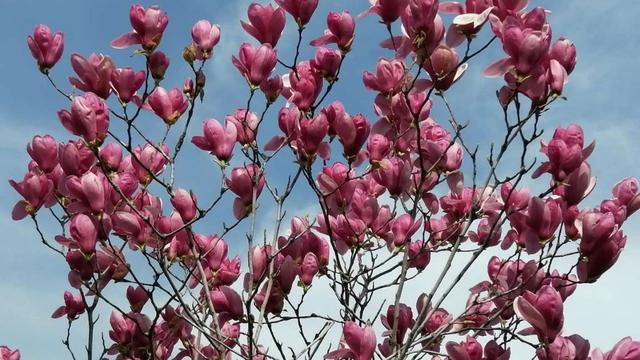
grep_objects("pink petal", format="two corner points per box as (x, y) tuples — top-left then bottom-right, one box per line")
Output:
(111, 32), (141, 49)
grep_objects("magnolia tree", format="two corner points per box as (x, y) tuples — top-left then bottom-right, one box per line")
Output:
(5, 0), (640, 359)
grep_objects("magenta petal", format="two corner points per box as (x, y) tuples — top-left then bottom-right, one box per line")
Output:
(483, 57), (512, 77)
(51, 306), (67, 318)
(11, 201), (29, 220)
(111, 32), (141, 49)
(513, 296), (548, 338)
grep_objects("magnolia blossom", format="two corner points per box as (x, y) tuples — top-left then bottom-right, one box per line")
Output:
(27, 24), (64, 72)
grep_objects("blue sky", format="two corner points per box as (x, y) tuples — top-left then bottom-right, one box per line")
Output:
(1, 0), (639, 358)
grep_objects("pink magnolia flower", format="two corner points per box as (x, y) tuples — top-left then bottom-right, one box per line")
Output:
(148, 51), (169, 80)
(537, 335), (582, 360)
(380, 304), (414, 344)
(424, 45), (466, 91)
(360, 0), (410, 24)
(553, 162), (595, 206)
(592, 337), (640, 360)
(513, 285), (564, 342)
(253, 282), (285, 315)
(483, 340), (511, 360)
(226, 164), (265, 219)
(311, 47), (342, 80)
(193, 235), (226, 272)
(171, 188), (198, 222)
(612, 177), (640, 217)
(408, 240), (431, 270)
(325, 322), (376, 360)
(310, 11), (356, 51)
(232, 43), (277, 87)
(363, 58), (406, 95)
(27, 24), (64, 73)
(440, 1), (493, 46)
(59, 140), (96, 176)
(126, 286), (149, 313)
(299, 252), (319, 285)
(401, 0), (445, 57)
(446, 336), (483, 360)
(367, 134), (391, 163)
(64, 172), (108, 214)
(9, 171), (54, 220)
(67, 213), (99, 254)
(260, 75), (283, 103)
(297, 115), (329, 161)
(210, 286), (244, 320)
(533, 124), (594, 182)
(577, 229), (626, 283)
(391, 214), (422, 246)
(147, 87), (189, 125)
(57, 92), (110, 146)
(111, 67), (145, 103)
(241, 3), (286, 46)
(335, 113), (370, 159)
(282, 61), (323, 110)
(191, 118), (237, 162)
(131, 143), (170, 185)
(69, 53), (114, 99)
(191, 20), (221, 56)
(550, 37), (577, 75)
(373, 157), (413, 196)
(99, 143), (123, 171)
(508, 197), (563, 254)
(51, 291), (86, 319)
(0, 346), (20, 360)
(111, 5), (168, 50)
(275, 0), (318, 26)
(226, 109), (258, 145)
(27, 135), (58, 173)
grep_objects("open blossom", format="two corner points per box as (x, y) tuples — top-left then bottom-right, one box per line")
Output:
(27, 24), (64, 72)
(310, 11), (355, 51)
(241, 3), (286, 46)
(533, 124), (594, 181)
(325, 322), (376, 360)
(363, 58), (406, 95)
(275, 0), (318, 26)
(111, 67), (145, 103)
(513, 285), (564, 342)
(147, 87), (189, 125)
(131, 143), (170, 185)
(58, 92), (110, 146)
(439, 1), (493, 47)
(0, 346), (20, 360)
(51, 291), (86, 319)
(191, 20), (221, 55)
(9, 172), (54, 220)
(69, 53), (114, 99)
(191, 118), (237, 162)
(232, 43), (277, 87)
(111, 4), (168, 50)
